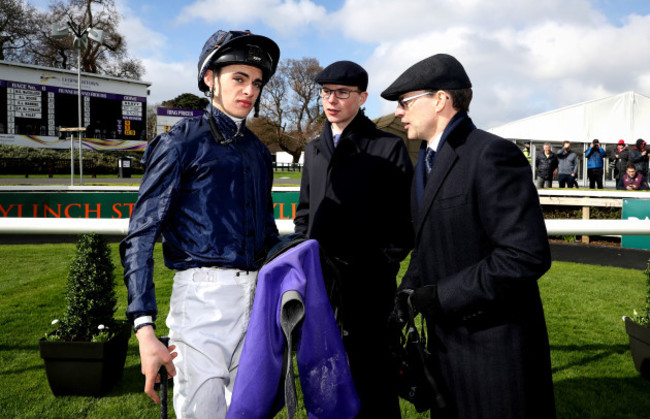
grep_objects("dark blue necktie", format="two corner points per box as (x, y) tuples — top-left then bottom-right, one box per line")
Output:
(333, 134), (341, 148)
(425, 147), (436, 174)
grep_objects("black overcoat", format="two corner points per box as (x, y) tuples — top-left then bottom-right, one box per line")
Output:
(294, 111), (413, 281)
(294, 111), (414, 418)
(402, 113), (556, 418)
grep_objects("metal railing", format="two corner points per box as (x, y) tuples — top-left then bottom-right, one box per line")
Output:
(272, 162), (302, 171)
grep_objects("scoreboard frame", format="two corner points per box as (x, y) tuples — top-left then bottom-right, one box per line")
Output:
(0, 60), (151, 151)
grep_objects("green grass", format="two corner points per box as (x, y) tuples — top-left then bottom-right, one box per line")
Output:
(0, 243), (174, 419)
(273, 170), (303, 180)
(1, 244), (649, 418)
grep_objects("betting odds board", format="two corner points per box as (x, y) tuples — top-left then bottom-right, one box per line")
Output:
(0, 60), (151, 151)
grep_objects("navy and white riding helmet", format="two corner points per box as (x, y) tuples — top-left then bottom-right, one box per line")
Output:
(197, 30), (280, 92)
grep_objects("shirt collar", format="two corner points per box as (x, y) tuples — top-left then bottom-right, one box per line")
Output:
(428, 132), (443, 151)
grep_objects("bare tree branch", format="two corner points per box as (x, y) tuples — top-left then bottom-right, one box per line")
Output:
(253, 57), (324, 163)
(1, 0), (145, 80)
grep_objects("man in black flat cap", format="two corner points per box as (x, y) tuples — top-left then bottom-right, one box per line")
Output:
(295, 60), (413, 418)
(383, 54), (556, 418)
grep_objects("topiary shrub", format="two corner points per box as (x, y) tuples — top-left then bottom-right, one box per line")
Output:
(49, 233), (119, 342)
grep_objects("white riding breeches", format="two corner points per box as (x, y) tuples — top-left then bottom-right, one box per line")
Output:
(166, 266), (257, 419)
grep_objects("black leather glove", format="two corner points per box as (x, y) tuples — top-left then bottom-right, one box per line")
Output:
(392, 289), (414, 326)
(409, 285), (441, 320)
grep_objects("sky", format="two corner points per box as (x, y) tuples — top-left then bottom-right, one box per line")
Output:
(27, 0), (650, 130)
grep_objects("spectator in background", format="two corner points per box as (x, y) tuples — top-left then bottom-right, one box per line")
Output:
(617, 164), (649, 190)
(585, 139), (607, 189)
(557, 141), (578, 188)
(522, 141), (532, 164)
(612, 139), (629, 185)
(630, 138), (649, 178)
(535, 142), (558, 188)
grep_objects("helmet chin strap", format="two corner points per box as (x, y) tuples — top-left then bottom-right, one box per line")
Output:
(207, 70), (232, 146)
(254, 94), (261, 118)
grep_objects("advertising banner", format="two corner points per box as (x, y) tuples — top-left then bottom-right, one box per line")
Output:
(0, 190), (299, 220)
(621, 199), (650, 250)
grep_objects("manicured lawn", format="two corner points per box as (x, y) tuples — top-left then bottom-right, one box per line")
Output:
(273, 170), (303, 180)
(0, 242), (648, 418)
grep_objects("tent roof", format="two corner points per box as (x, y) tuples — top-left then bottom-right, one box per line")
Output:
(488, 91), (650, 144)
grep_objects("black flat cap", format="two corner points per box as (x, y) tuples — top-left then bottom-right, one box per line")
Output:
(315, 61), (368, 91)
(381, 53), (471, 101)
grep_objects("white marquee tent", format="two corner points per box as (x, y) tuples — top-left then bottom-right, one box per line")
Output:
(488, 91), (650, 145)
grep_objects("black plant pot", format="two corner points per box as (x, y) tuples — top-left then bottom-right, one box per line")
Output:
(624, 316), (650, 381)
(39, 324), (131, 397)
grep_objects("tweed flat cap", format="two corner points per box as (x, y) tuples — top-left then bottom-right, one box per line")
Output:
(381, 54), (471, 101)
(315, 61), (368, 91)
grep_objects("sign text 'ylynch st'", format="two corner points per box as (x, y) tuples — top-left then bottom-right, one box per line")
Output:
(0, 192), (299, 220)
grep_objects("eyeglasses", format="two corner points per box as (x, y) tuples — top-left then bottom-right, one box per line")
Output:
(397, 91), (435, 109)
(320, 87), (362, 99)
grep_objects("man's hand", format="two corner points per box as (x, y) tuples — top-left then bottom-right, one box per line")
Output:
(392, 289), (414, 326)
(409, 285), (441, 320)
(135, 325), (177, 404)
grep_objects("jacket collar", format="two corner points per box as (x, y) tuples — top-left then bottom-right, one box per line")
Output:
(204, 105), (247, 142)
(314, 110), (373, 156)
(414, 112), (476, 238)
